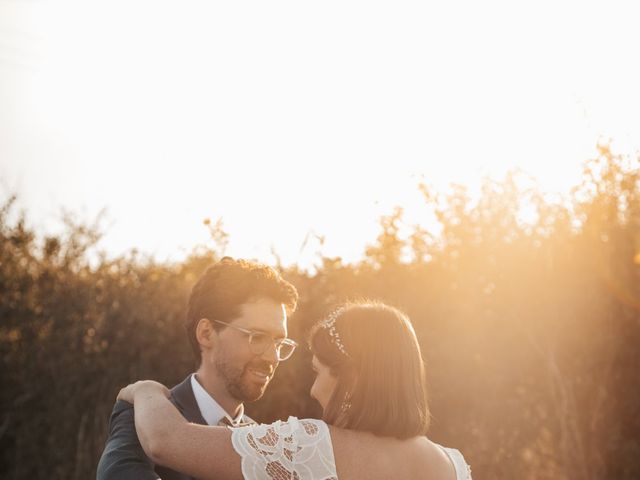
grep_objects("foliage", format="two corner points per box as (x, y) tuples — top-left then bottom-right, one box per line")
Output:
(1, 147), (639, 479)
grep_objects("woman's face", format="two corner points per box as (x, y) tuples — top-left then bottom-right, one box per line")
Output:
(310, 355), (338, 410)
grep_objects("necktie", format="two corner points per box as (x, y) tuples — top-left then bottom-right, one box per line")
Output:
(218, 416), (235, 427)
(218, 416), (254, 427)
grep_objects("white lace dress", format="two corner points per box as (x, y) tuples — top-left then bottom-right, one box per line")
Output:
(230, 416), (472, 480)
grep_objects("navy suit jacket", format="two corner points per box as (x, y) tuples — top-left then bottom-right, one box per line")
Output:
(96, 375), (209, 480)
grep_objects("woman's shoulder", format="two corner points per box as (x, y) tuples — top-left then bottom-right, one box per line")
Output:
(326, 430), (469, 480)
(230, 417), (338, 480)
(231, 416), (333, 456)
(231, 419), (471, 480)
(235, 416), (330, 438)
(430, 441), (473, 480)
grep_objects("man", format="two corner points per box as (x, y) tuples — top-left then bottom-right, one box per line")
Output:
(96, 257), (298, 480)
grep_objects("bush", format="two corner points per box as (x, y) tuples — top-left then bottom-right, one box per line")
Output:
(1, 147), (639, 479)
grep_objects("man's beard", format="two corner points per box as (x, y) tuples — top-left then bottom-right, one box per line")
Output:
(214, 356), (274, 402)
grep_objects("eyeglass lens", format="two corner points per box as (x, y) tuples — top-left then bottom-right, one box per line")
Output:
(249, 332), (295, 360)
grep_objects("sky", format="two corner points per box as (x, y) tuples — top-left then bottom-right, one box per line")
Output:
(1, 0), (639, 268)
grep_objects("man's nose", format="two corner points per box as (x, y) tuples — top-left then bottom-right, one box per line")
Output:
(260, 341), (279, 365)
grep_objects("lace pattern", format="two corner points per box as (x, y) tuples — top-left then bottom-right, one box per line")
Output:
(231, 416), (338, 480)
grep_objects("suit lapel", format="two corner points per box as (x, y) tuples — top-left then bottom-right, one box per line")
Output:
(170, 375), (207, 425)
(155, 375), (205, 480)
(172, 374), (255, 426)
(157, 375), (253, 480)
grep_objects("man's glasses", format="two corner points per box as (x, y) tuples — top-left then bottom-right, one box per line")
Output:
(211, 319), (297, 361)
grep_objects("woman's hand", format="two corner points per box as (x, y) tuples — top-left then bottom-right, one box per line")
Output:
(117, 380), (170, 404)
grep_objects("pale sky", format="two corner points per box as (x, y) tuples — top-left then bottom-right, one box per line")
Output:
(1, 0), (639, 268)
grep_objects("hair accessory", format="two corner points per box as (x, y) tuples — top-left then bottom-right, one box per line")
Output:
(321, 309), (350, 357)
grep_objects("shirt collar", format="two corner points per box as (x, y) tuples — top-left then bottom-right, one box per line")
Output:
(190, 373), (245, 426)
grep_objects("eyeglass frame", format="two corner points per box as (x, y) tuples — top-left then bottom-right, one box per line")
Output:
(209, 319), (298, 361)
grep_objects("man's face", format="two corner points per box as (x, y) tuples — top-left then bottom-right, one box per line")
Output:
(211, 297), (288, 402)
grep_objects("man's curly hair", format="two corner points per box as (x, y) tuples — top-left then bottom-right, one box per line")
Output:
(185, 257), (298, 364)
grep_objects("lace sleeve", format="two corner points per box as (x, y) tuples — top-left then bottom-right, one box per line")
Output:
(230, 416), (337, 480)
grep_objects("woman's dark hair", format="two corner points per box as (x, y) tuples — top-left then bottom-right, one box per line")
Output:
(309, 301), (430, 439)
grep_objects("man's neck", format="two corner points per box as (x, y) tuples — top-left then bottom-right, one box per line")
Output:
(194, 367), (243, 418)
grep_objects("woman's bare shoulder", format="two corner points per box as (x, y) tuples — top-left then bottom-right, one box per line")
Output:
(328, 427), (456, 480)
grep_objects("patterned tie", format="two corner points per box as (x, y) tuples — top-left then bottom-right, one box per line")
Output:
(218, 416), (254, 428)
(217, 416), (234, 427)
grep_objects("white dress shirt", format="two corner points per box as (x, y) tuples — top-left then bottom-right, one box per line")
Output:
(190, 373), (245, 426)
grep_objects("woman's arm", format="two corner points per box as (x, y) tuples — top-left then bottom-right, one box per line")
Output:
(118, 381), (243, 480)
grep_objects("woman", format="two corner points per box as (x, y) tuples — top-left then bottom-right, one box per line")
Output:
(119, 301), (472, 479)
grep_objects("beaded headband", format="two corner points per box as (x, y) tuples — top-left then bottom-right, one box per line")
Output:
(321, 309), (349, 357)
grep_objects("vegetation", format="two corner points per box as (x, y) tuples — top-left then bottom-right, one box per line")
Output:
(1, 146), (639, 479)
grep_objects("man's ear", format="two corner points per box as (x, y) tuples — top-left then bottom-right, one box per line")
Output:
(195, 318), (217, 350)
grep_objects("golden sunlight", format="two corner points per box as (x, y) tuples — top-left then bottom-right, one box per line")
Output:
(2, 3), (640, 480)
(2, 0), (639, 268)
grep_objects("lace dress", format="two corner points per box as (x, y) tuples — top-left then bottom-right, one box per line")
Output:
(230, 416), (472, 480)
